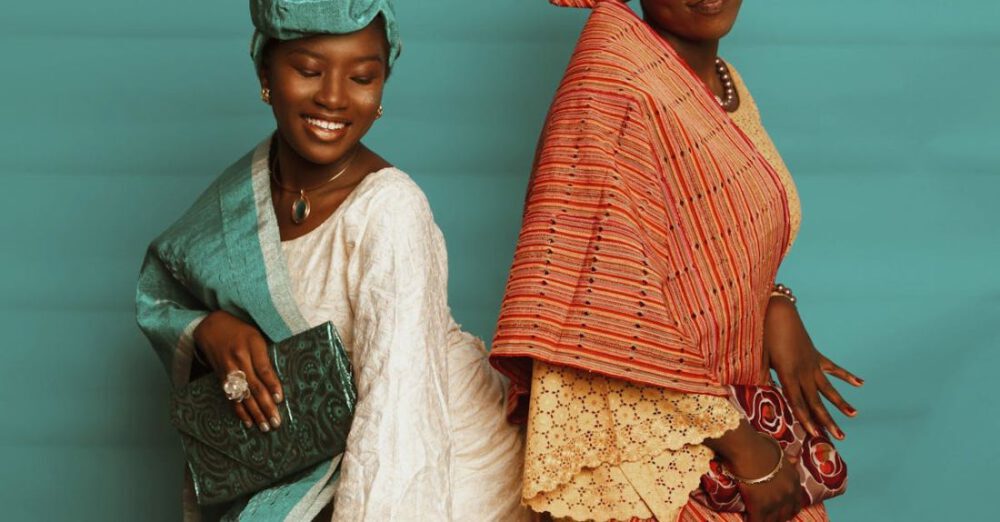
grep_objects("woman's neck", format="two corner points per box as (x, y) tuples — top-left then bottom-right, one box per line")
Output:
(652, 27), (723, 94)
(274, 134), (362, 190)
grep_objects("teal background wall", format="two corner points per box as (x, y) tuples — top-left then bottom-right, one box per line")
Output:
(1, 1), (997, 520)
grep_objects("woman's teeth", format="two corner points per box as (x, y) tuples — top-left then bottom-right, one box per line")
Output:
(305, 117), (346, 131)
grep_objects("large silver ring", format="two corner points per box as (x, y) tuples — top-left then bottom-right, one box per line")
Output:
(223, 370), (250, 402)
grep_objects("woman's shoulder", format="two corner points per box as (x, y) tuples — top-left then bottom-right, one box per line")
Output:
(345, 167), (435, 224)
(722, 60), (765, 122)
(723, 61), (760, 104)
(358, 166), (421, 196)
(152, 144), (260, 249)
(725, 60), (749, 90)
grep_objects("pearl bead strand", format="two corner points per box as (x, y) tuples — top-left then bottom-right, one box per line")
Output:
(714, 57), (737, 111)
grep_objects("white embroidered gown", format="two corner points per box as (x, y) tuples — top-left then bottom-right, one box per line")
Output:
(280, 167), (528, 521)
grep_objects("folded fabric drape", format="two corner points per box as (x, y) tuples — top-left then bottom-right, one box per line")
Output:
(490, 0), (793, 421)
(249, 0), (402, 67)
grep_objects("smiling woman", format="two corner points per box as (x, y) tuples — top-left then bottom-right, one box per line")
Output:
(257, 17), (391, 230)
(135, 1), (528, 521)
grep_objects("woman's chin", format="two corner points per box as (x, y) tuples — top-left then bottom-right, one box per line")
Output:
(303, 150), (350, 166)
(283, 137), (358, 167)
(683, 20), (737, 42)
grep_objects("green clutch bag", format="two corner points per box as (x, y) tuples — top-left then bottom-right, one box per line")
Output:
(170, 321), (357, 506)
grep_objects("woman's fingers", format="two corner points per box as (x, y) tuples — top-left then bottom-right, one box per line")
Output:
(220, 358), (269, 431)
(781, 494), (802, 521)
(780, 377), (819, 438)
(816, 372), (857, 418)
(194, 313), (282, 432)
(761, 499), (782, 522)
(241, 389), (271, 432)
(803, 380), (843, 440)
(237, 351), (281, 430)
(248, 335), (284, 406)
(233, 401), (253, 429)
(741, 469), (802, 522)
(769, 484), (800, 521)
(820, 355), (863, 387)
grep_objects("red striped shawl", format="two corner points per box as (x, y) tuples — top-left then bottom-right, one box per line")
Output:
(490, 1), (791, 423)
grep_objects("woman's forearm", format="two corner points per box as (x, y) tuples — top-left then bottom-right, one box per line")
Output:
(704, 420), (780, 479)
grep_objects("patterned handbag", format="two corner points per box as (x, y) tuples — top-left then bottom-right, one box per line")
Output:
(170, 321), (356, 505)
(691, 385), (848, 511)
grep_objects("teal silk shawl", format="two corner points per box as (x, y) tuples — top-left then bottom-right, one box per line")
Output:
(136, 138), (336, 520)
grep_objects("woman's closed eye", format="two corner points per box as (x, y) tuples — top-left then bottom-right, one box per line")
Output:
(295, 67), (321, 78)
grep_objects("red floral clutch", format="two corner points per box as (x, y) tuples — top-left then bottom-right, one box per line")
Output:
(690, 385), (848, 511)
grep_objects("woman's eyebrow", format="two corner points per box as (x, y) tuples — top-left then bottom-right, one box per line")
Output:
(286, 48), (383, 65)
(287, 47), (325, 59)
(351, 54), (385, 64)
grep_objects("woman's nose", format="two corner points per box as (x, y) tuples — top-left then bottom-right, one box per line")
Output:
(314, 75), (347, 110)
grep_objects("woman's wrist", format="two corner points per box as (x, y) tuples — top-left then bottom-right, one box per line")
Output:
(770, 283), (796, 304)
(765, 293), (799, 326)
(705, 421), (784, 479)
(719, 436), (784, 485)
(704, 419), (757, 460)
(192, 310), (217, 344)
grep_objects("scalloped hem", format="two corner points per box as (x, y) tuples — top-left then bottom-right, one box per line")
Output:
(522, 361), (744, 504)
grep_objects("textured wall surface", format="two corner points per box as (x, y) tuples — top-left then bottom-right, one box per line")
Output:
(1, 1), (997, 520)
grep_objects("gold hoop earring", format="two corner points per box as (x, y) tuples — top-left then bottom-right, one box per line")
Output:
(261, 88), (271, 105)
(376, 105), (384, 119)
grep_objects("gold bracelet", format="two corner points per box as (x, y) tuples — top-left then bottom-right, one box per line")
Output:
(719, 436), (784, 486)
(770, 283), (796, 304)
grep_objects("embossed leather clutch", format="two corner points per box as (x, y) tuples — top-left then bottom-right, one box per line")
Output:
(170, 321), (356, 506)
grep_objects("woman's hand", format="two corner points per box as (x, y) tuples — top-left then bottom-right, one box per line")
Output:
(706, 422), (802, 522)
(193, 310), (284, 432)
(763, 297), (863, 440)
(740, 455), (803, 522)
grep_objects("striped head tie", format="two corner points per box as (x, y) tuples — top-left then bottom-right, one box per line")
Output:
(549, 0), (629, 8)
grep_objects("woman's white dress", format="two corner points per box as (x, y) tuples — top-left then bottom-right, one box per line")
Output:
(280, 167), (528, 521)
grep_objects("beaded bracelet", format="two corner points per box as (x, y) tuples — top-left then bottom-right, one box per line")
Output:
(719, 436), (785, 486)
(770, 283), (796, 304)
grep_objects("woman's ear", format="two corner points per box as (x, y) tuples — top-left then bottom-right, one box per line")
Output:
(257, 65), (270, 91)
(257, 67), (271, 105)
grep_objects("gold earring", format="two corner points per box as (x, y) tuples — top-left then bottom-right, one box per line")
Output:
(261, 88), (271, 105)
(376, 105), (384, 119)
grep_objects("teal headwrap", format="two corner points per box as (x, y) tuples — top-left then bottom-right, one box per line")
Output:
(250, 0), (401, 69)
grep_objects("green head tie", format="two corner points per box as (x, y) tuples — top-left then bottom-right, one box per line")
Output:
(250, 0), (401, 69)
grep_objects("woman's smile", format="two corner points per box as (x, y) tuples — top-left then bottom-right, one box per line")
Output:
(303, 114), (351, 141)
(688, 0), (727, 16)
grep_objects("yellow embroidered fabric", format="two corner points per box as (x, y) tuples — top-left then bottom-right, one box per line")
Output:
(523, 361), (742, 521)
(727, 65), (802, 251)
(522, 66), (801, 522)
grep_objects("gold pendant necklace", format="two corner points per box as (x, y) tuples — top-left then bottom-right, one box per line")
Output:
(270, 149), (358, 224)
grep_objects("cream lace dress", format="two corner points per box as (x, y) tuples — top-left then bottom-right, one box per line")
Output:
(521, 66), (817, 522)
(281, 168), (530, 521)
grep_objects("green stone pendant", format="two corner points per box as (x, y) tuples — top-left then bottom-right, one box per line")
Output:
(291, 191), (310, 224)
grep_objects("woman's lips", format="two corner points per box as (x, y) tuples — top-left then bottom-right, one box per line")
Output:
(689, 0), (726, 15)
(303, 115), (349, 141)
